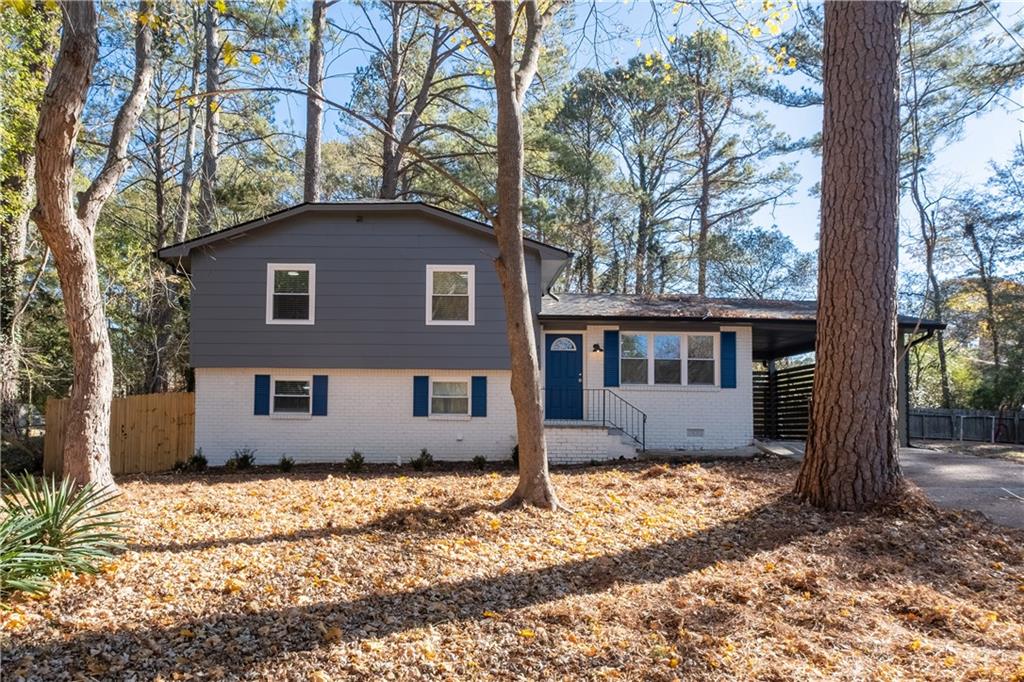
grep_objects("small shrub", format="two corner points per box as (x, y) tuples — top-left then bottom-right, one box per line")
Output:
(345, 450), (365, 473)
(411, 448), (433, 471)
(510, 444), (519, 468)
(226, 448), (256, 471)
(472, 455), (488, 470)
(174, 449), (207, 473)
(1, 474), (122, 594)
(278, 455), (294, 472)
(0, 513), (53, 595)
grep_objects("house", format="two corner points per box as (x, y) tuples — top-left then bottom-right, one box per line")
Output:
(157, 201), (942, 466)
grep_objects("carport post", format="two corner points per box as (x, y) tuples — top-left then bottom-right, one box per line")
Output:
(991, 416), (996, 444)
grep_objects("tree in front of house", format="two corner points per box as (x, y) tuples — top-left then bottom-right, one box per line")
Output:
(795, 0), (903, 510)
(31, 0), (156, 487)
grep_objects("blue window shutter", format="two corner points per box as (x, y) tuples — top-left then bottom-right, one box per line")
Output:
(471, 376), (487, 417)
(603, 330), (619, 387)
(254, 375), (270, 415)
(311, 375), (328, 416)
(413, 376), (429, 416)
(721, 331), (737, 389)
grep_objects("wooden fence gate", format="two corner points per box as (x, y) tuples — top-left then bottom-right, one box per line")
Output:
(43, 392), (195, 476)
(753, 363), (814, 440)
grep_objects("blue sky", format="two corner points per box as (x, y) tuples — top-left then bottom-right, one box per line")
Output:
(292, 1), (1024, 261)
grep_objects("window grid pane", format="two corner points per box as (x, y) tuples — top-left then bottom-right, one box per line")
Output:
(274, 270), (309, 294)
(273, 294), (309, 320)
(688, 360), (715, 385)
(432, 271), (469, 295)
(688, 335), (714, 359)
(431, 295), (469, 321)
(654, 335), (680, 359)
(621, 334), (648, 358)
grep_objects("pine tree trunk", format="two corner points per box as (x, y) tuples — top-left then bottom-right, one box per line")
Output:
(491, 1), (558, 510)
(304, 0), (326, 203)
(795, 0), (903, 511)
(32, 0), (153, 487)
(198, 0), (219, 235)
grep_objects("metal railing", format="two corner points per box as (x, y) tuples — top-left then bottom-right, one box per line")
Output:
(544, 387), (647, 451)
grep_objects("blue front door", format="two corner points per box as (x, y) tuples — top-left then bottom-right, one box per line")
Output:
(545, 334), (583, 420)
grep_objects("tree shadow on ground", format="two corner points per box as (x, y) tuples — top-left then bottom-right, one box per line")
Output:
(127, 502), (491, 553)
(11, 495), (850, 678)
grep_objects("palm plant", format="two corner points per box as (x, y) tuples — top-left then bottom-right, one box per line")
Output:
(2, 474), (122, 579)
(0, 513), (55, 595)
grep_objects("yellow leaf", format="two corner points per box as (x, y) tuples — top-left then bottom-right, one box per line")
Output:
(668, 657), (680, 668)
(943, 655), (956, 667)
(908, 639), (922, 652)
(787, 57), (797, 69)
(763, 562), (775, 572)
(483, 610), (500, 618)
(250, 54), (262, 66)
(518, 628), (536, 638)
(223, 577), (245, 593)
(489, 518), (501, 531)
(214, 0), (227, 13)
(179, 628), (195, 639)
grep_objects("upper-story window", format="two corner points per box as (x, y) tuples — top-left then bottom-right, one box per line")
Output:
(426, 265), (475, 325)
(266, 263), (315, 325)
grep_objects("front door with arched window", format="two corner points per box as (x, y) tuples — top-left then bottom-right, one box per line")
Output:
(544, 334), (583, 420)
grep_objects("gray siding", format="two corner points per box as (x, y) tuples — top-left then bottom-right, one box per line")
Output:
(189, 210), (543, 369)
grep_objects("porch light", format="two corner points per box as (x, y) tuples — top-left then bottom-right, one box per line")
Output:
(592, 343), (604, 353)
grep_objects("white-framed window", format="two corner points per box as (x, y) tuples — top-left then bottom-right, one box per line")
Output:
(266, 263), (315, 324)
(426, 265), (475, 325)
(687, 334), (716, 385)
(271, 377), (311, 414)
(430, 379), (469, 415)
(620, 333), (718, 387)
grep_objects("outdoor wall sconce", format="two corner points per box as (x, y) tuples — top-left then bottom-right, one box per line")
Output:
(592, 343), (604, 353)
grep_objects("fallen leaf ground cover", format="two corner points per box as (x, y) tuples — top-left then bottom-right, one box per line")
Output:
(2, 459), (1022, 681)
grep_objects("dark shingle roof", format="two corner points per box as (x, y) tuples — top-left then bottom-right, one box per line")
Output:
(540, 293), (943, 329)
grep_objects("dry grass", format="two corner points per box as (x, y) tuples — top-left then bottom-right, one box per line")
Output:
(2, 459), (1022, 681)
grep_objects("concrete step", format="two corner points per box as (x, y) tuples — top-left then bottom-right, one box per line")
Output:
(641, 446), (759, 463)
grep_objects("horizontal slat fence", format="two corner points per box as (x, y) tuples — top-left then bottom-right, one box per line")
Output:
(43, 392), (195, 476)
(908, 408), (1023, 444)
(754, 364), (814, 440)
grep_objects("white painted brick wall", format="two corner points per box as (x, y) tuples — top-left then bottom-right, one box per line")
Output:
(196, 324), (753, 465)
(195, 368), (519, 466)
(545, 426), (638, 465)
(545, 324), (754, 450)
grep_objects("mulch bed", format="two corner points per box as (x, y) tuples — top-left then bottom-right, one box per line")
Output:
(2, 459), (1022, 681)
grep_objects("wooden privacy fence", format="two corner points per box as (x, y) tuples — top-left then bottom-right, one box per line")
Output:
(754, 363), (814, 440)
(908, 408), (1023, 444)
(43, 392), (195, 476)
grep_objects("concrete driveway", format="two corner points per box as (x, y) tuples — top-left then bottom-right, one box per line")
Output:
(758, 441), (1024, 528)
(899, 447), (1024, 529)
